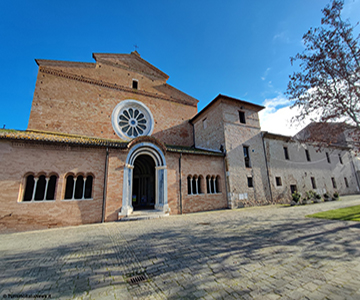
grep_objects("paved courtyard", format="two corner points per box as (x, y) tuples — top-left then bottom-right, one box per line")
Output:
(1, 196), (360, 300)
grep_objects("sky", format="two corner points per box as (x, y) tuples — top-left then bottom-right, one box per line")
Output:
(0, 0), (359, 136)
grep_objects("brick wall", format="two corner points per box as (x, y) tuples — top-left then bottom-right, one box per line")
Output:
(0, 141), (106, 233)
(28, 60), (197, 146)
(180, 153), (227, 213)
(193, 101), (225, 151)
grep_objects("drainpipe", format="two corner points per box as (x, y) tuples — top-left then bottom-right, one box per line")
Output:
(179, 153), (183, 214)
(222, 146), (230, 209)
(261, 132), (273, 203)
(101, 147), (109, 223)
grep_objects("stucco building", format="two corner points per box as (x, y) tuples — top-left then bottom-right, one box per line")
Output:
(0, 52), (358, 232)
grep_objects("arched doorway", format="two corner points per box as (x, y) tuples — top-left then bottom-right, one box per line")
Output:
(132, 155), (155, 210)
(120, 142), (169, 217)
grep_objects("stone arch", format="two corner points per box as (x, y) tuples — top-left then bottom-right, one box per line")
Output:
(120, 142), (168, 216)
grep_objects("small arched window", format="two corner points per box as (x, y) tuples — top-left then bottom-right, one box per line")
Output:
(187, 176), (192, 195)
(64, 175), (74, 199)
(23, 175), (35, 201)
(215, 176), (221, 193)
(74, 175), (84, 199)
(34, 175), (46, 200)
(84, 175), (93, 199)
(197, 176), (203, 194)
(46, 175), (57, 200)
(192, 176), (198, 195)
(206, 175), (211, 194)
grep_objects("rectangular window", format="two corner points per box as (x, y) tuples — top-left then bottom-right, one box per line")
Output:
(247, 177), (253, 188)
(305, 149), (311, 162)
(202, 118), (207, 129)
(311, 177), (316, 189)
(275, 177), (282, 186)
(331, 177), (337, 189)
(326, 152), (331, 163)
(338, 154), (343, 164)
(132, 80), (138, 89)
(290, 185), (297, 194)
(284, 147), (289, 160)
(243, 146), (251, 168)
(344, 177), (349, 188)
(239, 111), (246, 124)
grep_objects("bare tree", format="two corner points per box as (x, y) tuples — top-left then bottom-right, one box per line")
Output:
(287, 0), (360, 148)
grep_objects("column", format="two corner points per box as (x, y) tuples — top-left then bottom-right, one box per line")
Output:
(155, 166), (169, 213)
(120, 164), (134, 216)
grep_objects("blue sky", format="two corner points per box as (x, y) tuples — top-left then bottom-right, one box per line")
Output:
(1, 0), (359, 135)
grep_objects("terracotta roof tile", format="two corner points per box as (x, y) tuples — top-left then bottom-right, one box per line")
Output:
(0, 129), (128, 148)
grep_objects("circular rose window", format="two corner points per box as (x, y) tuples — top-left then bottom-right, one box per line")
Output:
(111, 100), (154, 140)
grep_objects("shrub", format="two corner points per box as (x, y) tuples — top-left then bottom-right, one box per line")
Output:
(306, 191), (313, 200)
(333, 192), (339, 199)
(292, 191), (301, 203)
(323, 192), (331, 201)
(315, 193), (321, 200)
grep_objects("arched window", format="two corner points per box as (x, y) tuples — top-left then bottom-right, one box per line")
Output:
(187, 176), (192, 195)
(23, 175), (35, 201)
(215, 176), (221, 193)
(192, 176), (198, 195)
(74, 175), (84, 199)
(197, 176), (203, 194)
(22, 174), (58, 201)
(206, 175), (211, 194)
(211, 176), (216, 193)
(84, 175), (93, 199)
(46, 175), (57, 200)
(64, 174), (94, 200)
(64, 175), (74, 199)
(34, 175), (46, 200)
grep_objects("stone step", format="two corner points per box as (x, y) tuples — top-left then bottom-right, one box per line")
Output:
(118, 209), (169, 221)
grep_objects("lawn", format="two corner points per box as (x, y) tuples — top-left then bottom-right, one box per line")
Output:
(306, 205), (360, 222)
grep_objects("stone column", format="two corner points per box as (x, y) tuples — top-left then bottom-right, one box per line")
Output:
(120, 164), (134, 216)
(155, 166), (169, 213)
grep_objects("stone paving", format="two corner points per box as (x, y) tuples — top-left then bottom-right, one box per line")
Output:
(1, 195), (360, 300)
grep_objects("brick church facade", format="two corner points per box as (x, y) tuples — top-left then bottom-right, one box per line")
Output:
(0, 52), (359, 232)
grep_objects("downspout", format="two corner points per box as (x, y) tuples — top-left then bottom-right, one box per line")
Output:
(261, 132), (273, 203)
(222, 148), (230, 209)
(101, 147), (109, 223)
(179, 153), (183, 214)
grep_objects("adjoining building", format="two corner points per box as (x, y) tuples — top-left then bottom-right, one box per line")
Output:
(0, 52), (358, 232)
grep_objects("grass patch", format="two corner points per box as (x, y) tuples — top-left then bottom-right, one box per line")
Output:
(306, 205), (360, 222)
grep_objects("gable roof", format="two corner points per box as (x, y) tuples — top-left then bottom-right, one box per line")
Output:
(190, 94), (265, 123)
(92, 51), (169, 80)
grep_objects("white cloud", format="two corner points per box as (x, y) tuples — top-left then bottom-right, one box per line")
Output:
(273, 31), (290, 43)
(261, 68), (271, 81)
(259, 95), (310, 136)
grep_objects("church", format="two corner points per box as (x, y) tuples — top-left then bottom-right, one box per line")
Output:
(0, 51), (358, 232)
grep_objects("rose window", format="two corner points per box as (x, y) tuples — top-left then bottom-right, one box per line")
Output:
(119, 108), (147, 138)
(111, 100), (154, 140)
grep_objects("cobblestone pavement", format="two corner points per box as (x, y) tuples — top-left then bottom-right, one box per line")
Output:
(1, 196), (360, 300)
